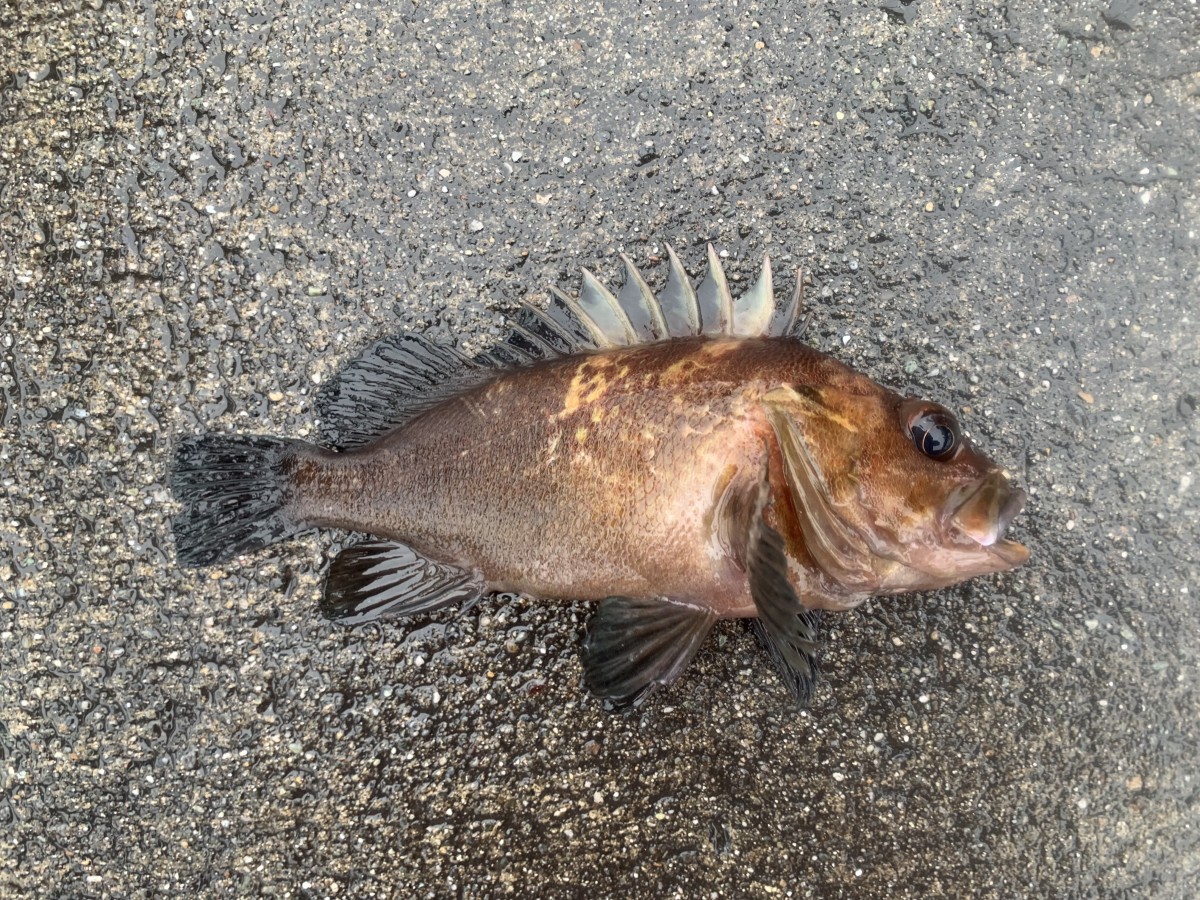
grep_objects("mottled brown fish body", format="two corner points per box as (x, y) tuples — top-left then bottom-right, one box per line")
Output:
(291, 337), (849, 617)
(172, 248), (1028, 707)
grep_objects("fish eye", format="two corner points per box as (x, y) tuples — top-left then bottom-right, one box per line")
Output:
(909, 409), (960, 461)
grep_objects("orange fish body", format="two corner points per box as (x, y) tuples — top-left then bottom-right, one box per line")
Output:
(172, 247), (1028, 707)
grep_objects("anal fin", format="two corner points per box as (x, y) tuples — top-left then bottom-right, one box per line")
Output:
(321, 540), (484, 625)
(580, 596), (715, 708)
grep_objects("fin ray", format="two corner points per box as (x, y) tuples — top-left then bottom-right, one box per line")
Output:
(696, 243), (735, 336)
(734, 254), (775, 336)
(170, 435), (306, 566)
(514, 305), (580, 355)
(547, 286), (611, 349)
(659, 244), (702, 337)
(745, 514), (821, 704)
(770, 266), (807, 337)
(717, 456), (821, 705)
(321, 540), (484, 624)
(617, 253), (669, 342)
(579, 268), (637, 345)
(316, 334), (488, 449)
(580, 596), (715, 708)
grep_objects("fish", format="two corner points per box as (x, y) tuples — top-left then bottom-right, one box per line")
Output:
(170, 245), (1029, 707)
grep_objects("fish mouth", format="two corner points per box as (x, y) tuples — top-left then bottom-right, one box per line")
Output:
(947, 475), (1030, 567)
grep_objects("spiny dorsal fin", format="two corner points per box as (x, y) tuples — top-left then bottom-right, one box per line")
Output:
(317, 248), (810, 449)
(696, 243), (735, 335)
(771, 264), (807, 338)
(660, 244), (702, 336)
(617, 252), (669, 342)
(501, 244), (807, 362)
(735, 254), (774, 337)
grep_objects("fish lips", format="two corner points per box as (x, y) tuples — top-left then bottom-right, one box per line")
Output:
(946, 476), (1030, 568)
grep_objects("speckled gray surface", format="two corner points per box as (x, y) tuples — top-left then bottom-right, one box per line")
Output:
(1, 0), (1197, 897)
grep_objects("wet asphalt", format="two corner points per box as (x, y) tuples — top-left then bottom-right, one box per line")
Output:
(1, 1), (1197, 897)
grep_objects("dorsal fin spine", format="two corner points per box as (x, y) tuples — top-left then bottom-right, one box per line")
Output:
(618, 253), (669, 342)
(735, 254), (775, 337)
(547, 286), (607, 348)
(696, 243), (735, 336)
(514, 305), (578, 355)
(770, 265), (806, 338)
(660, 244), (702, 336)
(579, 268), (637, 346)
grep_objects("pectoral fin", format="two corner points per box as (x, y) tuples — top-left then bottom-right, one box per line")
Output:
(580, 596), (716, 708)
(321, 540), (484, 625)
(745, 515), (821, 705)
(720, 457), (822, 705)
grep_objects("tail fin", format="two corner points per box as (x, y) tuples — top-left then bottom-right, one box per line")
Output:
(170, 435), (308, 567)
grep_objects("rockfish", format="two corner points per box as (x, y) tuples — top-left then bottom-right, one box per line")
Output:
(170, 246), (1028, 706)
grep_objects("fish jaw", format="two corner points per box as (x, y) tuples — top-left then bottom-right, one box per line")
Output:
(943, 474), (1030, 570)
(868, 471), (1030, 590)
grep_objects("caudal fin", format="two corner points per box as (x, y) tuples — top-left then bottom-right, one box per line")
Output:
(170, 435), (308, 567)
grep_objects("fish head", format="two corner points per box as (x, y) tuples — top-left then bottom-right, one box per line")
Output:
(763, 383), (1029, 596)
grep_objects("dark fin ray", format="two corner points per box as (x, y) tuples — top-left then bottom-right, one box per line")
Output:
(315, 333), (488, 449)
(473, 341), (535, 369)
(546, 286), (609, 349)
(321, 540), (484, 625)
(659, 244), (702, 337)
(745, 517), (821, 705)
(500, 323), (557, 362)
(750, 615), (821, 704)
(580, 596), (715, 708)
(716, 456), (821, 704)
(514, 304), (580, 356)
(696, 243), (735, 336)
(170, 435), (307, 567)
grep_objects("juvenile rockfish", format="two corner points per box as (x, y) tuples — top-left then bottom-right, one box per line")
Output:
(171, 246), (1028, 706)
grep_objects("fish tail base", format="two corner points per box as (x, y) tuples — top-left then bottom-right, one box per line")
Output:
(170, 434), (308, 567)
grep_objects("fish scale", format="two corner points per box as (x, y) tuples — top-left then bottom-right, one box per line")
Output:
(171, 246), (1028, 709)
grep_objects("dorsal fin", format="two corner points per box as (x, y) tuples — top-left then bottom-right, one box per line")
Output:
(480, 245), (811, 368)
(317, 248), (810, 449)
(771, 265), (808, 338)
(502, 245), (807, 360)
(574, 268), (639, 347)
(617, 252), (669, 342)
(315, 333), (490, 449)
(734, 254), (774, 336)
(659, 244), (702, 336)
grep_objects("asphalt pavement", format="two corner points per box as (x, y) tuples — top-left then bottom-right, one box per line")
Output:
(1, 1), (1197, 897)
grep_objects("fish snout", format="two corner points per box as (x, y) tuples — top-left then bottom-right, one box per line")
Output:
(947, 474), (1030, 567)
